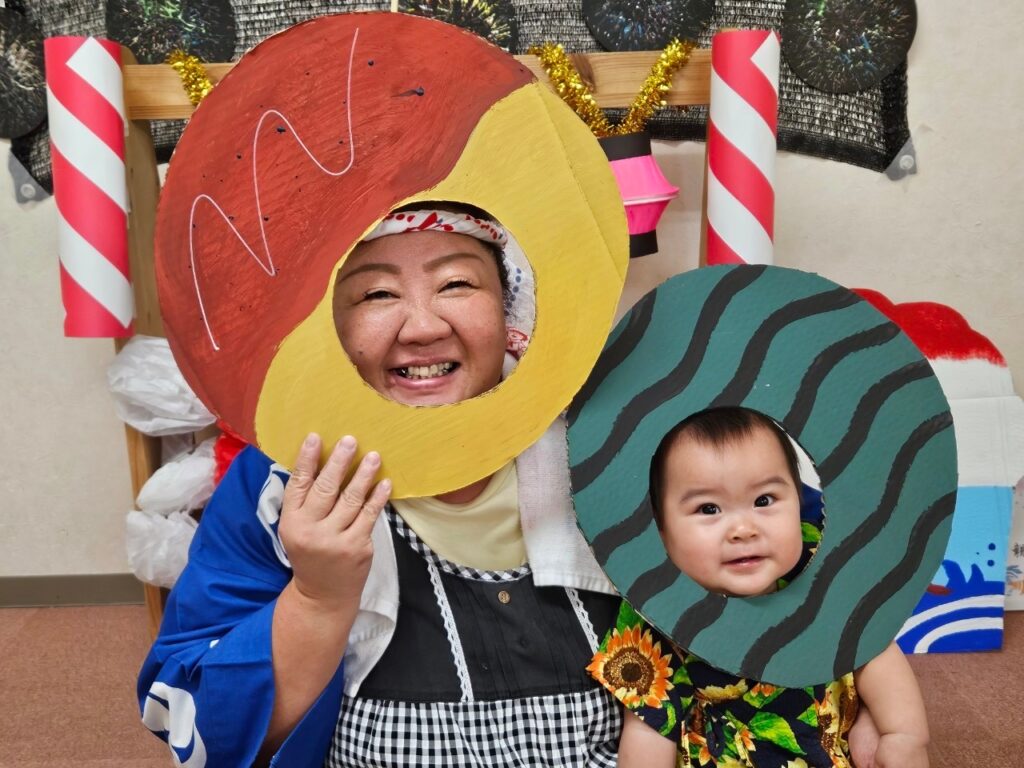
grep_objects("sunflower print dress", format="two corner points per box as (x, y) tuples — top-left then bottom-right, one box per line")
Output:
(588, 602), (858, 768)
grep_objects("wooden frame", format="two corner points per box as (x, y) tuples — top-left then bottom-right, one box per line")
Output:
(119, 48), (714, 638)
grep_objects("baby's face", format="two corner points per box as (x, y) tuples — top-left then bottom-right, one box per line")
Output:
(658, 425), (803, 597)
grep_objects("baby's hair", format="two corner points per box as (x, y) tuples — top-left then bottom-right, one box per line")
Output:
(649, 407), (802, 529)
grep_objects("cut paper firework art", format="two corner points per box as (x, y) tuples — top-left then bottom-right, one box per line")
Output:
(0, 6), (47, 139)
(854, 290), (1024, 653)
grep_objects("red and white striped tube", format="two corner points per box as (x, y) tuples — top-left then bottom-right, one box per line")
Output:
(45, 36), (133, 337)
(705, 29), (780, 266)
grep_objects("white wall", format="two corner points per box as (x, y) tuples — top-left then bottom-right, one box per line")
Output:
(1, 1), (1020, 577)
(0, 163), (134, 577)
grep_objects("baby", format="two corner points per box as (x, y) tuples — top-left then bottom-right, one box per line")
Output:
(589, 406), (930, 768)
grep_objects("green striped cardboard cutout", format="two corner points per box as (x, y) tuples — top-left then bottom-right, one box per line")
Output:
(568, 265), (957, 687)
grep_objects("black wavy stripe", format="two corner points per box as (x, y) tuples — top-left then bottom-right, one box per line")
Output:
(708, 287), (860, 408)
(817, 360), (935, 486)
(591, 495), (653, 562)
(570, 265), (767, 492)
(568, 290), (657, 425)
(783, 322), (901, 436)
(833, 490), (957, 678)
(672, 591), (729, 648)
(629, 559), (685, 607)
(740, 412), (954, 676)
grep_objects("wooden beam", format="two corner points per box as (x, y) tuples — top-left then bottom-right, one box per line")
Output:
(120, 47), (170, 639)
(123, 49), (712, 120)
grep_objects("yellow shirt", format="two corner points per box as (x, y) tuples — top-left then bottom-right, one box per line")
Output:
(391, 462), (525, 570)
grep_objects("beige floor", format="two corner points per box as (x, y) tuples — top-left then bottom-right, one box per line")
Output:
(0, 605), (1021, 767)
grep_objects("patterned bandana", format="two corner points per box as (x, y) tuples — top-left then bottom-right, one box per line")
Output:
(363, 209), (508, 248)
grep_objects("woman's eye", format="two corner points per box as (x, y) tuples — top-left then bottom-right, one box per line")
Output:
(441, 278), (474, 291)
(754, 494), (774, 508)
(697, 503), (720, 516)
(363, 289), (395, 301)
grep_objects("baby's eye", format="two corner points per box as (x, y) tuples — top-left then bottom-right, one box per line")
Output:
(697, 503), (720, 516)
(754, 494), (774, 508)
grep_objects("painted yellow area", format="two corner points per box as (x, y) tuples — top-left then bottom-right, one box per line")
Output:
(256, 83), (628, 497)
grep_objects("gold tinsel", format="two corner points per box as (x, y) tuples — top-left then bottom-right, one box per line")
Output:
(527, 39), (696, 138)
(167, 50), (214, 106)
(527, 43), (613, 137)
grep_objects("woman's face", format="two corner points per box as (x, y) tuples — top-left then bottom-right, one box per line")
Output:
(333, 230), (507, 407)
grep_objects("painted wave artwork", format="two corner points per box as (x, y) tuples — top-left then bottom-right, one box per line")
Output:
(855, 290), (1024, 653)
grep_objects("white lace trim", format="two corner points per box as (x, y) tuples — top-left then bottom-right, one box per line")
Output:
(426, 559), (475, 702)
(565, 587), (599, 653)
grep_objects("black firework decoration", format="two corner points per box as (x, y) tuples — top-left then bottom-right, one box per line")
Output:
(782, 0), (917, 94)
(582, 0), (713, 52)
(105, 0), (236, 64)
(399, 0), (520, 52)
(0, 6), (46, 139)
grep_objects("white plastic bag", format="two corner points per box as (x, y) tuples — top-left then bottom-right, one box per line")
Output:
(136, 438), (217, 515)
(125, 510), (198, 588)
(107, 335), (215, 436)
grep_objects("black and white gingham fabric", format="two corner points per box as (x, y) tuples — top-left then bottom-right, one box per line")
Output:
(387, 506), (532, 583)
(326, 685), (621, 768)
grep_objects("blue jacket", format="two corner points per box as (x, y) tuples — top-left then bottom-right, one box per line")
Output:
(138, 446), (342, 767)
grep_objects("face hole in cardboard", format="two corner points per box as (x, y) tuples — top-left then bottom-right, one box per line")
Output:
(331, 202), (535, 407)
(649, 406), (825, 598)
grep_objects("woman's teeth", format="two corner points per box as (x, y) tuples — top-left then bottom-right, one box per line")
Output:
(398, 362), (455, 379)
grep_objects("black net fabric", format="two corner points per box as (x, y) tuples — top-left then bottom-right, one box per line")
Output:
(8, 0), (388, 193)
(9, 0), (907, 193)
(513, 1), (909, 173)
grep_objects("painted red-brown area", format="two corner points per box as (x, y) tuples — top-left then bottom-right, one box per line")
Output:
(853, 289), (1005, 365)
(155, 13), (534, 442)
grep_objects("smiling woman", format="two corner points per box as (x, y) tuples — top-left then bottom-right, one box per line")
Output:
(140, 12), (632, 768)
(332, 205), (509, 408)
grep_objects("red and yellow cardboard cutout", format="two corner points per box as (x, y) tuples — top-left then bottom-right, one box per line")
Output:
(155, 13), (628, 497)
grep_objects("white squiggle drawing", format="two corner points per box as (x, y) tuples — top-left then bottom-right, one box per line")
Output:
(189, 28), (360, 351)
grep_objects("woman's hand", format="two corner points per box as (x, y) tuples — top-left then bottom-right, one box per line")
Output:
(279, 433), (391, 613)
(261, 434), (391, 761)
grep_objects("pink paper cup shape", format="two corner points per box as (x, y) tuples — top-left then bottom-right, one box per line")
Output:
(599, 132), (678, 258)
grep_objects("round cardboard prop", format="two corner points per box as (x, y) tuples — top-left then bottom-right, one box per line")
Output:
(568, 265), (957, 686)
(156, 13), (629, 498)
(397, 0), (519, 52)
(106, 0), (236, 64)
(782, 0), (917, 95)
(583, 0), (714, 52)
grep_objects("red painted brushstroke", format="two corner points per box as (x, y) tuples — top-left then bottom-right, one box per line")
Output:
(853, 289), (1005, 365)
(213, 421), (248, 484)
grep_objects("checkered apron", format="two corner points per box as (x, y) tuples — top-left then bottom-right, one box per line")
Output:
(325, 509), (622, 767)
